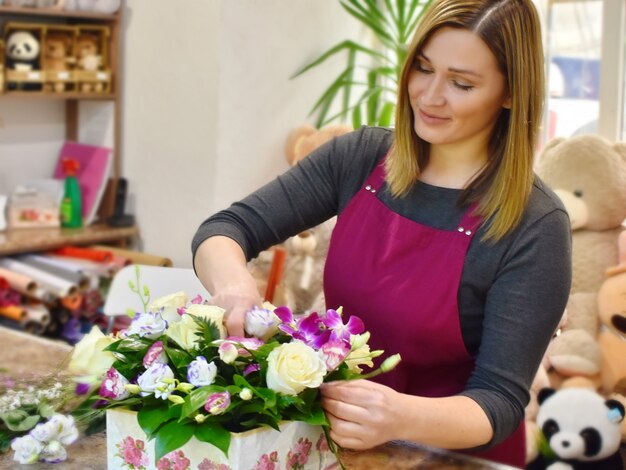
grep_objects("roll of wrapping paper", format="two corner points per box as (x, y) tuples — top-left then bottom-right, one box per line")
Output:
(0, 267), (37, 295)
(29, 286), (58, 305)
(90, 245), (173, 267)
(23, 304), (51, 327)
(0, 258), (78, 298)
(0, 305), (27, 322)
(44, 254), (114, 278)
(264, 246), (286, 303)
(51, 246), (113, 263)
(17, 254), (91, 291)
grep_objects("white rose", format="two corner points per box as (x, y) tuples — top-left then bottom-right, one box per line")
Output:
(244, 307), (279, 340)
(185, 304), (227, 338)
(68, 326), (116, 384)
(165, 314), (200, 350)
(11, 435), (43, 464)
(149, 291), (187, 324)
(266, 341), (327, 396)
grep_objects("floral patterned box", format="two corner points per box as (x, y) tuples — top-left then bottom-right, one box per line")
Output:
(106, 409), (338, 470)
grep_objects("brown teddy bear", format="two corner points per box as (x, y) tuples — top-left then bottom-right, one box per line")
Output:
(248, 124), (353, 314)
(43, 32), (73, 92)
(76, 33), (103, 92)
(598, 230), (626, 395)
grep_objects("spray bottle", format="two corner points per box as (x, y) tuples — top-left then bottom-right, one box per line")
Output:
(60, 158), (82, 228)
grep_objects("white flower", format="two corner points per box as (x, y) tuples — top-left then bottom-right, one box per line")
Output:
(149, 291), (187, 324)
(127, 311), (168, 339)
(218, 342), (238, 364)
(11, 435), (43, 464)
(186, 357), (217, 387)
(137, 363), (175, 398)
(244, 306), (279, 340)
(185, 304), (227, 338)
(166, 314), (201, 350)
(39, 440), (67, 463)
(266, 341), (327, 396)
(31, 415), (78, 446)
(68, 326), (116, 385)
(239, 388), (253, 401)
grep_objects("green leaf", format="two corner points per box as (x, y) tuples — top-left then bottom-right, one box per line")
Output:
(195, 422), (231, 457)
(105, 336), (151, 353)
(164, 343), (193, 369)
(378, 101), (395, 126)
(154, 420), (195, 461)
(302, 404), (328, 426)
(137, 405), (169, 439)
(0, 410), (40, 432)
(352, 104), (362, 129)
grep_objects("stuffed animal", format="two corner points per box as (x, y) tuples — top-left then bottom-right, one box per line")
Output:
(537, 135), (626, 295)
(6, 31), (40, 72)
(43, 32), (73, 92)
(75, 0), (120, 13)
(597, 231), (626, 395)
(527, 387), (625, 470)
(248, 124), (353, 314)
(75, 33), (103, 92)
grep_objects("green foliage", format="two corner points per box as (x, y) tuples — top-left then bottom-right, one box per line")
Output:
(292, 0), (433, 128)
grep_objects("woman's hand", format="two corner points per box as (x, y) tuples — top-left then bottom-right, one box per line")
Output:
(205, 277), (261, 337)
(320, 379), (404, 450)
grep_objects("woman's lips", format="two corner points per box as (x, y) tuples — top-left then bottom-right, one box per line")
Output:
(418, 109), (449, 125)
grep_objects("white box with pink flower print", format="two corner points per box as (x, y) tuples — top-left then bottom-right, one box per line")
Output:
(106, 409), (338, 469)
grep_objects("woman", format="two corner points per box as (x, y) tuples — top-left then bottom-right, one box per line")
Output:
(192, 0), (571, 467)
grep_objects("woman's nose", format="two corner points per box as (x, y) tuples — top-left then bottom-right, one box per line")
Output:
(420, 77), (446, 107)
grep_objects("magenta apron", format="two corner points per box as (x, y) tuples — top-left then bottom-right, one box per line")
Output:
(323, 160), (525, 468)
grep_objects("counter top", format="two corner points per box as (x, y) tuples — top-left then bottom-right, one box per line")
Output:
(0, 326), (517, 469)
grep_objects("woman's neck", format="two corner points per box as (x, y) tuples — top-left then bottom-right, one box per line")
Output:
(419, 144), (487, 189)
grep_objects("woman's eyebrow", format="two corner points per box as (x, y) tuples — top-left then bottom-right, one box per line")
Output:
(418, 51), (483, 79)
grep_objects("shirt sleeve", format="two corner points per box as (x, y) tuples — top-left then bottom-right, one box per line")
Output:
(191, 126), (391, 264)
(460, 206), (572, 447)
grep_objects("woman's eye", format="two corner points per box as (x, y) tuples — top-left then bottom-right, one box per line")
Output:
(414, 60), (433, 74)
(453, 81), (473, 91)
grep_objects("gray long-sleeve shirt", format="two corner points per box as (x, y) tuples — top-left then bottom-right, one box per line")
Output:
(192, 126), (571, 447)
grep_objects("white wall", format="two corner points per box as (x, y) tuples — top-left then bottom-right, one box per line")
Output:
(123, 0), (364, 267)
(0, 1), (364, 269)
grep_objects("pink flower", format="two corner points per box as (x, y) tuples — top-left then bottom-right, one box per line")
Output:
(197, 459), (230, 470)
(157, 449), (191, 470)
(276, 307), (330, 350)
(243, 363), (260, 376)
(204, 391), (231, 415)
(316, 433), (329, 453)
(116, 436), (149, 469)
(319, 340), (350, 371)
(143, 341), (167, 368)
(286, 437), (312, 469)
(252, 450), (279, 470)
(99, 367), (130, 400)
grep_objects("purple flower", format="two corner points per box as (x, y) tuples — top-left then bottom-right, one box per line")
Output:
(204, 391), (231, 415)
(137, 362), (175, 399)
(277, 308), (330, 350)
(322, 309), (364, 344)
(243, 363), (260, 376)
(100, 367), (130, 400)
(74, 382), (90, 396)
(143, 341), (167, 368)
(127, 311), (168, 339)
(319, 340), (350, 371)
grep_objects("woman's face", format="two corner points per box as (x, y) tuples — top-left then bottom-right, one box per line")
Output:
(408, 27), (510, 154)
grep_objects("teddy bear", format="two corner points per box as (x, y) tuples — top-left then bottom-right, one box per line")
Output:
(537, 135), (626, 295)
(536, 135), (626, 382)
(43, 32), (73, 92)
(248, 124), (353, 314)
(597, 230), (626, 395)
(526, 387), (625, 470)
(75, 33), (103, 92)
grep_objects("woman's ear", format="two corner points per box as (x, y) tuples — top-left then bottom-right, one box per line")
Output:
(502, 95), (512, 109)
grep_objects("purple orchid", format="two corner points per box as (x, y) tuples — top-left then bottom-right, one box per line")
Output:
(243, 363), (260, 376)
(322, 309), (364, 344)
(276, 307), (330, 350)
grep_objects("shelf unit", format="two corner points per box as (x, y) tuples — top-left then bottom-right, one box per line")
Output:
(0, 3), (135, 253)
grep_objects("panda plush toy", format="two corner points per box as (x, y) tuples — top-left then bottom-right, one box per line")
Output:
(6, 31), (40, 72)
(527, 387), (625, 470)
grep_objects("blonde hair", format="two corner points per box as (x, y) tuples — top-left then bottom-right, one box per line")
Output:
(386, 0), (544, 241)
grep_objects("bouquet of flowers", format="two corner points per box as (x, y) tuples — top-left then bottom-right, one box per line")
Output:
(11, 267), (400, 467)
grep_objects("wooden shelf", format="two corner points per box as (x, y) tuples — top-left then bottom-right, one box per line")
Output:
(0, 6), (118, 21)
(0, 224), (139, 257)
(0, 91), (117, 100)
